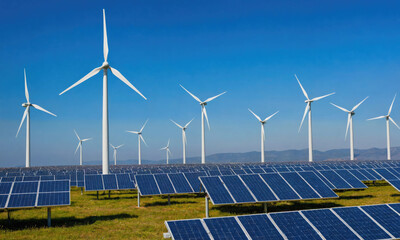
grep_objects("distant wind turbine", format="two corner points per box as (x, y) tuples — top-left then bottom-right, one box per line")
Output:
(127, 120), (148, 165)
(248, 109), (279, 163)
(16, 69), (57, 168)
(330, 97), (368, 160)
(180, 85), (226, 164)
(160, 139), (171, 164)
(171, 118), (194, 164)
(110, 144), (124, 165)
(368, 94), (400, 160)
(295, 74), (335, 162)
(59, 9), (146, 174)
(74, 130), (92, 166)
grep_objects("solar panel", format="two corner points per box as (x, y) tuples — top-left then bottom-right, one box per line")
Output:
(154, 174), (175, 194)
(232, 169), (246, 175)
(7, 194), (37, 208)
(301, 209), (359, 240)
(269, 211), (322, 239)
(84, 175), (104, 191)
(357, 169), (377, 180)
(135, 174), (160, 196)
(280, 172), (320, 199)
(335, 170), (367, 189)
(0, 195), (8, 208)
(260, 173), (300, 200)
(298, 171), (338, 198)
(239, 174), (277, 202)
(184, 172), (206, 192)
(40, 176), (55, 181)
(386, 179), (400, 191)
(220, 175), (255, 203)
(12, 182), (39, 194)
(23, 176), (40, 181)
(102, 174), (118, 190)
(199, 176), (235, 205)
(333, 206), (391, 240)
(319, 170), (352, 189)
(389, 203), (400, 214)
(361, 204), (400, 238)
(116, 174), (135, 189)
(203, 217), (248, 240)
(39, 180), (69, 192)
(166, 219), (211, 240)
(37, 192), (70, 206)
(237, 214), (284, 240)
(374, 168), (399, 181)
(0, 182), (12, 194)
(168, 173), (193, 193)
(348, 170), (368, 181)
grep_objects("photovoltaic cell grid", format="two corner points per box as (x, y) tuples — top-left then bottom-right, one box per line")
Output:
(165, 203), (400, 240)
(84, 174), (135, 191)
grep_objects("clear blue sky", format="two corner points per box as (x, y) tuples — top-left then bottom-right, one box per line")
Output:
(1, 0), (400, 167)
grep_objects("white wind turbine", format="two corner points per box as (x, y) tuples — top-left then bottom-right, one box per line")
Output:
(16, 69), (57, 168)
(248, 109), (279, 163)
(330, 97), (368, 161)
(74, 130), (92, 166)
(126, 120), (148, 165)
(59, 9), (146, 174)
(368, 94), (400, 160)
(180, 85), (226, 164)
(160, 139), (171, 164)
(295, 74), (335, 162)
(110, 144), (124, 165)
(171, 118), (194, 164)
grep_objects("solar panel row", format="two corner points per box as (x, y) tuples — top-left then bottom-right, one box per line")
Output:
(84, 174), (135, 191)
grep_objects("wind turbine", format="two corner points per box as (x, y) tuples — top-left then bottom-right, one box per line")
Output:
(171, 118), (194, 164)
(180, 85), (226, 164)
(330, 97), (368, 160)
(59, 9), (146, 174)
(160, 139), (171, 164)
(368, 94), (400, 160)
(74, 130), (92, 166)
(295, 74), (335, 162)
(126, 120), (148, 165)
(248, 109), (279, 163)
(110, 144), (124, 165)
(16, 69), (57, 168)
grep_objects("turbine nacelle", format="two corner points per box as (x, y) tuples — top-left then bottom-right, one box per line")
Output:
(101, 61), (109, 69)
(200, 102), (207, 106)
(22, 103), (30, 107)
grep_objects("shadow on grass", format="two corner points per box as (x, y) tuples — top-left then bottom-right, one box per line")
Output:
(159, 193), (205, 199)
(144, 200), (196, 207)
(0, 213), (137, 230)
(339, 195), (373, 200)
(391, 193), (400, 197)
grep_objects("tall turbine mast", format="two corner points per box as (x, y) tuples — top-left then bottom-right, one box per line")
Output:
(160, 139), (171, 164)
(171, 119), (194, 164)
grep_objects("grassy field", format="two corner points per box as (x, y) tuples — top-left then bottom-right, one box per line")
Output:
(1, 181), (400, 239)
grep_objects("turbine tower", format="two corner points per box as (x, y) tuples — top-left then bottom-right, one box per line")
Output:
(59, 9), (146, 174)
(16, 69), (57, 168)
(248, 109), (279, 163)
(180, 85), (226, 164)
(295, 74), (335, 162)
(330, 97), (368, 160)
(110, 144), (124, 165)
(160, 139), (171, 164)
(74, 130), (92, 166)
(171, 118), (194, 164)
(127, 120), (148, 165)
(368, 94), (400, 160)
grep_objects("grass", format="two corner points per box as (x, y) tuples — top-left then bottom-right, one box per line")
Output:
(0, 181), (399, 239)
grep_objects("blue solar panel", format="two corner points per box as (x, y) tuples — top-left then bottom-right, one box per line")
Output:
(239, 174), (277, 202)
(250, 168), (265, 174)
(135, 174), (160, 196)
(298, 171), (337, 198)
(37, 192), (70, 206)
(23, 176), (40, 181)
(357, 169), (377, 180)
(7, 194), (37, 208)
(260, 173), (300, 200)
(319, 170), (352, 189)
(364, 169), (382, 180)
(220, 175), (255, 203)
(238, 214), (284, 240)
(1, 177), (15, 182)
(387, 179), (400, 191)
(40, 176), (55, 181)
(200, 176), (234, 205)
(0, 182), (12, 194)
(333, 207), (391, 240)
(302, 209), (359, 240)
(84, 175), (104, 191)
(312, 170), (335, 188)
(374, 168), (399, 181)
(335, 170), (367, 189)
(116, 174), (135, 189)
(389, 203), (400, 214)
(39, 180), (69, 192)
(12, 182), (39, 194)
(166, 219), (211, 240)
(208, 170), (221, 176)
(348, 170), (368, 181)
(0, 195), (8, 208)
(270, 211), (322, 240)
(361, 204), (400, 238)
(232, 169), (246, 175)
(168, 173), (193, 193)
(184, 172), (206, 192)
(154, 174), (175, 194)
(204, 217), (248, 240)
(280, 172), (319, 199)
(102, 174), (118, 190)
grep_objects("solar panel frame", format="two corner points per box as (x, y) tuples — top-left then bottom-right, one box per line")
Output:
(260, 173), (301, 200)
(165, 219), (212, 240)
(199, 176), (235, 205)
(238, 174), (278, 202)
(203, 216), (249, 240)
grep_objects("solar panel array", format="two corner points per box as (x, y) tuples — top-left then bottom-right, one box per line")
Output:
(0, 180), (70, 209)
(373, 168), (400, 192)
(84, 174), (135, 191)
(165, 203), (400, 240)
(199, 171), (338, 205)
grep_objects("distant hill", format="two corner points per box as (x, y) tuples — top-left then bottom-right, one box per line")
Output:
(87, 146), (400, 165)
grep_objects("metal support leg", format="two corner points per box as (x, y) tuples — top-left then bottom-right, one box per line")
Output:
(108, 190), (111, 198)
(97, 191), (99, 200)
(263, 203), (268, 213)
(205, 196), (209, 218)
(168, 194), (170, 205)
(138, 192), (140, 207)
(47, 207), (51, 227)
(81, 187), (83, 195)
(7, 210), (10, 221)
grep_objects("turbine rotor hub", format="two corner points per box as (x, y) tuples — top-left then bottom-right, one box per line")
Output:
(102, 61), (109, 69)
(22, 103), (30, 107)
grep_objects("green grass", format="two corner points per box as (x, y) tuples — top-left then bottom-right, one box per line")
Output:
(1, 181), (400, 239)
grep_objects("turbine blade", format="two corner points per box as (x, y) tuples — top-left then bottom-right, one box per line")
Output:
(140, 135), (148, 147)
(351, 96), (369, 112)
(160, 147), (167, 150)
(184, 118), (195, 128)
(203, 106), (210, 130)
(204, 91), (226, 103)
(74, 129), (80, 141)
(248, 109), (262, 122)
(388, 94), (397, 115)
(263, 111), (279, 122)
(116, 144), (124, 149)
(59, 67), (102, 95)
(24, 69), (29, 103)
(31, 104), (57, 117)
(75, 142), (81, 154)
(110, 143), (115, 148)
(330, 103), (349, 113)
(180, 85), (201, 103)
(367, 116), (386, 121)
(167, 139), (170, 147)
(299, 103), (310, 132)
(82, 138), (92, 142)
(140, 119), (149, 132)
(109, 67), (147, 100)
(345, 114), (351, 140)
(167, 149), (172, 156)
(16, 107), (28, 137)
(390, 117), (400, 129)
(103, 9), (109, 62)
(127, 130), (139, 134)
(295, 74), (309, 100)
(311, 92), (335, 102)
(170, 119), (183, 129)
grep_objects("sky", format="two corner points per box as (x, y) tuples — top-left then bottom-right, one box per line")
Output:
(1, 0), (400, 167)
